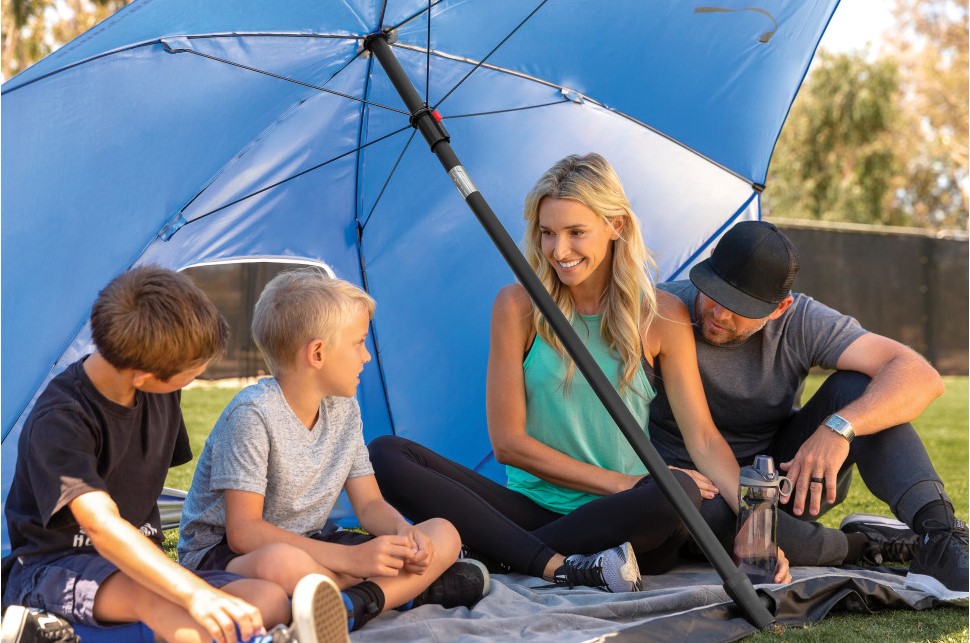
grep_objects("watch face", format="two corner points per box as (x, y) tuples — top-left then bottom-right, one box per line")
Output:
(825, 415), (854, 441)
(827, 416), (848, 431)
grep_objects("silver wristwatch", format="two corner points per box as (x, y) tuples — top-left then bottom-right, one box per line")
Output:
(823, 413), (855, 443)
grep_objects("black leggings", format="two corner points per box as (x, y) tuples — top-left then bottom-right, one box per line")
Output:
(368, 435), (701, 578)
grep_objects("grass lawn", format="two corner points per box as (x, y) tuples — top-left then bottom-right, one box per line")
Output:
(167, 376), (969, 640)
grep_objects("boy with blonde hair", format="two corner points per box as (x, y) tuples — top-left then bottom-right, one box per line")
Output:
(179, 270), (488, 639)
(1, 266), (334, 643)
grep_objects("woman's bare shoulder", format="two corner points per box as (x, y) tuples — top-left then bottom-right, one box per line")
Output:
(494, 283), (534, 317)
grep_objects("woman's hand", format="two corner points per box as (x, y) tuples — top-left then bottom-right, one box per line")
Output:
(668, 466), (719, 500)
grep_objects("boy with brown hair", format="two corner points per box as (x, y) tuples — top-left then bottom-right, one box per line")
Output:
(1, 266), (336, 643)
(178, 269), (488, 640)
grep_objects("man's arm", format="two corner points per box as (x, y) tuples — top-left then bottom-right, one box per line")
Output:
(832, 333), (944, 434)
(782, 332), (944, 516)
(70, 490), (264, 643)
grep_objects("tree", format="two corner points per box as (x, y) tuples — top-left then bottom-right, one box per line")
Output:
(765, 0), (968, 231)
(1, 0), (130, 80)
(889, 0), (968, 229)
(764, 52), (907, 226)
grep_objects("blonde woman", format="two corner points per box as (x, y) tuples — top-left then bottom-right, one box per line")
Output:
(370, 154), (790, 590)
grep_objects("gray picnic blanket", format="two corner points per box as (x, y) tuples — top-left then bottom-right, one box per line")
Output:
(351, 563), (943, 642)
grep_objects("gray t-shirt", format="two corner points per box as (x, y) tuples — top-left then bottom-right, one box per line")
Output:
(649, 280), (867, 465)
(178, 377), (373, 569)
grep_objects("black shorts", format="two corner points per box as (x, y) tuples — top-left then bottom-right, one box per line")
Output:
(195, 525), (373, 571)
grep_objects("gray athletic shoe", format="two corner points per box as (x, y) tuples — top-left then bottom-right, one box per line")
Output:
(840, 513), (919, 565)
(556, 541), (643, 593)
(904, 518), (969, 606)
(291, 573), (350, 643)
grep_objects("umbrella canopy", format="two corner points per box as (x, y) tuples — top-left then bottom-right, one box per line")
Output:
(1, 0), (839, 552)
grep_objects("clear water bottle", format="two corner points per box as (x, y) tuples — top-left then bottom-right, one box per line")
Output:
(734, 455), (792, 584)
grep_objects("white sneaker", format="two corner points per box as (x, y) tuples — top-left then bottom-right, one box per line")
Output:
(291, 574), (350, 643)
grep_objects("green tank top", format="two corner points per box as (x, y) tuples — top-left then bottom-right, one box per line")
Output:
(505, 313), (656, 514)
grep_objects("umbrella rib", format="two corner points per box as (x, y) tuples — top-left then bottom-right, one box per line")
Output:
(425, 0), (431, 103)
(442, 99), (569, 120)
(171, 125), (411, 234)
(360, 129), (420, 231)
(178, 49), (408, 115)
(432, 0), (549, 110)
(387, 0), (448, 33)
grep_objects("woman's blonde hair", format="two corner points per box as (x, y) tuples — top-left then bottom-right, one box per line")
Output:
(523, 153), (658, 393)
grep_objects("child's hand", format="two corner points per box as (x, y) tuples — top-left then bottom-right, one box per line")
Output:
(349, 535), (413, 577)
(187, 586), (265, 643)
(397, 525), (435, 574)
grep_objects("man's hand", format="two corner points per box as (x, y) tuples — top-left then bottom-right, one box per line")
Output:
(397, 524), (435, 575)
(668, 466), (719, 500)
(779, 426), (850, 516)
(774, 546), (792, 584)
(186, 586), (266, 643)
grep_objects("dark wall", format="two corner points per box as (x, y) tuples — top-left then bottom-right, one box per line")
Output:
(775, 220), (968, 375)
(184, 222), (969, 380)
(183, 262), (306, 381)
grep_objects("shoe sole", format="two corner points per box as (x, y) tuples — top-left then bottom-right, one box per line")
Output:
(840, 513), (911, 532)
(457, 557), (492, 598)
(0, 606), (27, 643)
(904, 572), (970, 606)
(292, 574), (350, 643)
(617, 542), (643, 593)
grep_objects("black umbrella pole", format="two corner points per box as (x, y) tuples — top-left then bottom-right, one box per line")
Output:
(365, 33), (774, 629)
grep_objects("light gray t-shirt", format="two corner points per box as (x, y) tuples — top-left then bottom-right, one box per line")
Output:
(649, 280), (867, 465)
(178, 377), (373, 569)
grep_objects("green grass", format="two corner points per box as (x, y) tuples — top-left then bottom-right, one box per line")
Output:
(168, 376), (970, 640)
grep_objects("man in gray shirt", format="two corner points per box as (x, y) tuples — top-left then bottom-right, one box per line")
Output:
(651, 221), (967, 604)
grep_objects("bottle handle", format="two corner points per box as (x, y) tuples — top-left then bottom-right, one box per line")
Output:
(778, 476), (793, 496)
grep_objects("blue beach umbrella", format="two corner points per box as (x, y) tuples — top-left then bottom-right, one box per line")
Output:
(1, 0), (839, 629)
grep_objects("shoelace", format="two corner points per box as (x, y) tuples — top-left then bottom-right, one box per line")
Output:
(882, 533), (919, 563)
(918, 518), (969, 564)
(560, 556), (607, 590)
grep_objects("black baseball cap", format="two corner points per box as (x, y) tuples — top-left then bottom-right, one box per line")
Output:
(689, 221), (799, 318)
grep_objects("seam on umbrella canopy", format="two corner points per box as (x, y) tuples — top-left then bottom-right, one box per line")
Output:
(168, 125), (411, 239)
(392, 41), (756, 189)
(428, 0), (549, 107)
(1, 33), (362, 95)
(169, 43), (408, 115)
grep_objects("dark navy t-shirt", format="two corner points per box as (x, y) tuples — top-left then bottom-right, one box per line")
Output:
(2, 357), (191, 573)
(649, 280), (866, 466)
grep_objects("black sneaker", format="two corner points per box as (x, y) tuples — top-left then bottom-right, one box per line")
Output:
(459, 544), (512, 575)
(0, 606), (79, 643)
(904, 519), (969, 605)
(840, 513), (919, 565)
(554, 541), (643, 593)
(412, 559), (490, 609)
(290, 573), (351, 643)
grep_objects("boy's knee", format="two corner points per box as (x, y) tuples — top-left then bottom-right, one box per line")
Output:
(419, 517), (461, 561)
(246, 543), (315, 585)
